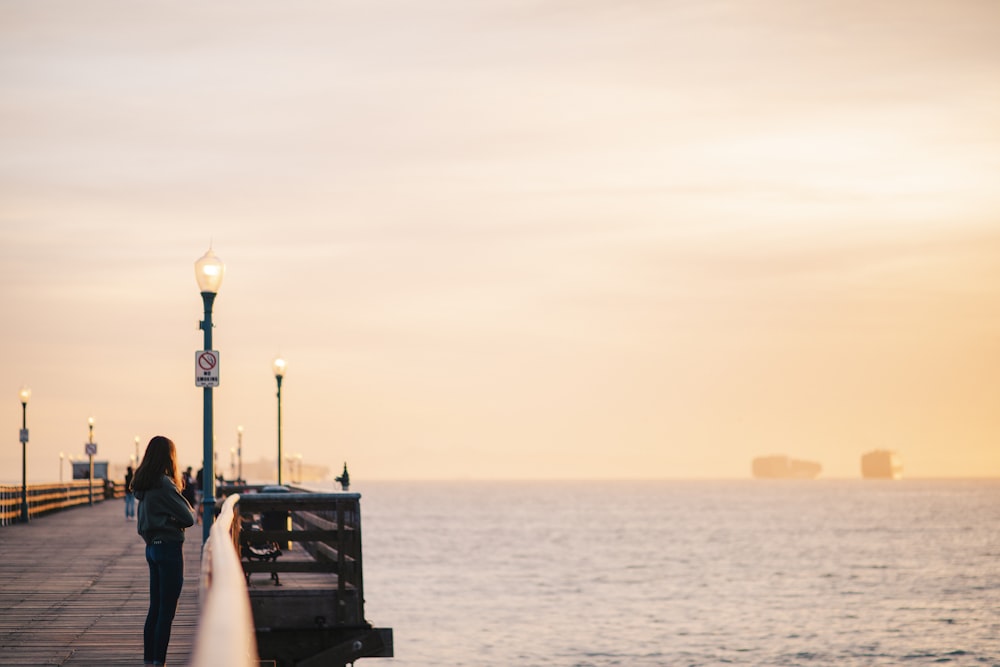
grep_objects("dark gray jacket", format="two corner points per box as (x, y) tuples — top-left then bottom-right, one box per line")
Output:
(135, 475), (196, 544)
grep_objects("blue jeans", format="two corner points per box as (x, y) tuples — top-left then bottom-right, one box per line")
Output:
(144, 541), (184, 665)
(125, 493), (135, 518)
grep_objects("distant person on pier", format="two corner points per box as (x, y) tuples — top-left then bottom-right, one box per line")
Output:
(124, 465), (135, 520)
(195, 466), (204, 525)
(133, 436), (196, 667)
(181, 466), (197, 509)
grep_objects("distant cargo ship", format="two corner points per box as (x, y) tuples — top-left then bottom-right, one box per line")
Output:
(861, 450), (903, 479)
(752, 455), (822, 479)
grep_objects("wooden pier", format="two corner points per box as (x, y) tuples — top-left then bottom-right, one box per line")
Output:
(0, 497), (201, 666)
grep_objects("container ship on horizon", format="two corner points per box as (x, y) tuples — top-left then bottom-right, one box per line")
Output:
(861, 450), (903, 479)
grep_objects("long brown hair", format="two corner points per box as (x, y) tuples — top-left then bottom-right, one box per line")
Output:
(132, 436), (183, 492)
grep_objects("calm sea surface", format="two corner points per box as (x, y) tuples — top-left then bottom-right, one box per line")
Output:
(330, 480), (999, 667)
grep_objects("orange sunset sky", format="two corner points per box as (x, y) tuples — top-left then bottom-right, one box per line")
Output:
(2, 0), (999, 482)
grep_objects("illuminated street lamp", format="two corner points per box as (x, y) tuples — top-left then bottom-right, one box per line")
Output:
(18, 386), (30, 523)
(273, 357), (286, 485)
(195, 247), (225, 542)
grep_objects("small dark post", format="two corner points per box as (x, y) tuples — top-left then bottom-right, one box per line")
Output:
(336, 462), (351, 491)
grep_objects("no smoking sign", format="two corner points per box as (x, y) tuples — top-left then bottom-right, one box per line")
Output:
(195, 350), (220, 387)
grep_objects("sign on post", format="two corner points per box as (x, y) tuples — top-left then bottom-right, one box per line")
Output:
(85, 443), (97, 456)
(196, 350), (220, 387)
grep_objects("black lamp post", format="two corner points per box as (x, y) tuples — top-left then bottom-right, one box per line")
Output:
(18, 387), (30, 523)
(237, 425), (243, 483)
(87, 416), (95, 505)
(195, 247), (224, 542)
(273, 357), (286, 485)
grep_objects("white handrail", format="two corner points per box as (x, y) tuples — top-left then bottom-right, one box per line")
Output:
(190, 493), (258, 667)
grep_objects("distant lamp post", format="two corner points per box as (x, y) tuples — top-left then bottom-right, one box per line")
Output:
(87, 416), (96, 505)
(237, 425), (243, 483)
(59, 452), (65, 483)
(18, 386), (30, 523)
(296, 453), (303, 483)
(273, 357), (286, 485)
(196, 247), (225, 542)
(134, 436), (140, 465)
(230, 448), (236, 480)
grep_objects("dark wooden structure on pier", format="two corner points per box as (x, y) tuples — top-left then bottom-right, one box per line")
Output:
(233, 489), (393, 667)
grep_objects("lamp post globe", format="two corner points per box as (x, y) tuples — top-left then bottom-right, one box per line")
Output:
(18, 387), (30, 522)
(273, 357), (286, 485)
(195, 248), (225, 294)
(195, 247), (225, 542)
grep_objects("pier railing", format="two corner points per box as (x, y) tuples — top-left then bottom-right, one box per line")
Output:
(238, 492), (366, 618)
(0, 481), (119, 525)
(192, 493), (258, 667)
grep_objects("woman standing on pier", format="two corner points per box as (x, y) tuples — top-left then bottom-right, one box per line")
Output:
(132, 436), (196, 667)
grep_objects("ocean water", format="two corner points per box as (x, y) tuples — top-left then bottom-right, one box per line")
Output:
(343, 480), (999, 667)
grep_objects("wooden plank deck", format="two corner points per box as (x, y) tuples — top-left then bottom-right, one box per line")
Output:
(0, 498), (202, 666)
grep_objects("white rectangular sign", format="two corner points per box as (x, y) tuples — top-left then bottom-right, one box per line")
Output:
(196, 350), (220, 387)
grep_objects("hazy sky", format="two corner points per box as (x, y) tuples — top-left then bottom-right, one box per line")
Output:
(2, 0), (999, 482)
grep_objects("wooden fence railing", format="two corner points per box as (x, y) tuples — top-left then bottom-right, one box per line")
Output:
(237, 492), (366, 622)
(0, 480), (125, 525)
(192, 493), (258, 667)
